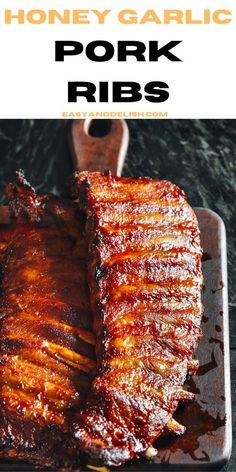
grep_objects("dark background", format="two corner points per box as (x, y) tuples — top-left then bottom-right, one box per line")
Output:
(0, 119), (235, 471)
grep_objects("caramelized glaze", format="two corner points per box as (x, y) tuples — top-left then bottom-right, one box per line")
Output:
(72, 172), (203, 467)
(0, 172), (95, 468)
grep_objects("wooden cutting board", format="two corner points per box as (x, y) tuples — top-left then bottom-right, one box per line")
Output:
(0, 119), (231, 472)
(69, 119), (232, 471)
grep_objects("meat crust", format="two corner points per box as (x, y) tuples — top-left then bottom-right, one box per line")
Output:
(71, 171), (203, 467)
(0, 173), (95, 468)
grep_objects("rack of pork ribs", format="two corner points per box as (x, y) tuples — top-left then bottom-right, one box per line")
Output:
(0, 170), (203, 469)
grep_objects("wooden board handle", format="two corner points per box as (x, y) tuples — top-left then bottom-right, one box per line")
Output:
(69, 119), (129, 177)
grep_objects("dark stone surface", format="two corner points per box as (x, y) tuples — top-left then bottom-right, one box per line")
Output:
(0, 119), (235, 471)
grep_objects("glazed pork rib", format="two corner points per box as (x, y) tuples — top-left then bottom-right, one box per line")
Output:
(0, 172), (95, 468)
(72, 171), (203, 467)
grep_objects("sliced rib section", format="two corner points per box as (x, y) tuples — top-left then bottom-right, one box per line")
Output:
(0, 172), (95, 469)
(72, 171), (203, 467)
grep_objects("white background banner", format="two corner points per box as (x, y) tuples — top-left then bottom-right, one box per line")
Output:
(0, 0), (235, 118)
